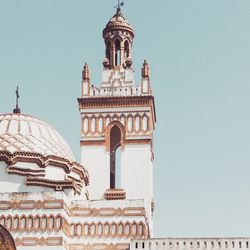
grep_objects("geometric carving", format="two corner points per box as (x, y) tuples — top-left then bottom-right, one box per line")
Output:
(104, 189), (126, 200)
(105, 121), (126, 151)
(0, 113), (75, 162)
(0, 213), (148, 240)
(0, 225), (16, 250)
(0, 151), (89, 194)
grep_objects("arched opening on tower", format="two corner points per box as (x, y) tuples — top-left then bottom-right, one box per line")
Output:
(115, 39), (121, 66)
(106, 41), (111, 63)
(124, 40), (129, 58)
(110, 125), (121, 189)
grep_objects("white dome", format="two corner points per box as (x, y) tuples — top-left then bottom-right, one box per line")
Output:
(0, 113), (75, 162)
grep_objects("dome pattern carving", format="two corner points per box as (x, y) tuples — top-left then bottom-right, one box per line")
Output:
(0, 113), (75, 162)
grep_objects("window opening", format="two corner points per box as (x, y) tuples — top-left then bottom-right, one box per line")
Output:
(106, 41), (111, 62)
(115, 40), (121, 66)
(110, 125), (121, 189)
(124, 40), (129, 58)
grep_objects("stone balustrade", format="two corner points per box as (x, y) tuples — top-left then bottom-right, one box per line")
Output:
(88, 86), (143, 97)
(130, 238), (250, 250)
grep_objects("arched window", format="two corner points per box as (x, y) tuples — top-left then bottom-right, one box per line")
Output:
(124, 40), (129, 58)
(110, 125), (121, 189)
(115, 39), (121, 66)
(106, 41), (111, 62)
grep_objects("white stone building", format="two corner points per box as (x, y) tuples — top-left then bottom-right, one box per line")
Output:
(0, 5), (248, 250)
(0, 6), (154, 250)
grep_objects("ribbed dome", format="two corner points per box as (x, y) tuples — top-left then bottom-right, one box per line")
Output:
(0, 113), (75, 162)
(103, 8), (135, 38)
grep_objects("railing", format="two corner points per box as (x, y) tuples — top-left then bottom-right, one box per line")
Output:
(88, 86), (143, 97)
(131, 238), (250, 250)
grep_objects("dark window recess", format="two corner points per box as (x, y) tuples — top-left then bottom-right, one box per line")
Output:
(110, 126), (121, 189)
(115, 40), (121, 66)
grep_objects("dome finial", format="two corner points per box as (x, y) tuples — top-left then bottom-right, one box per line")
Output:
(13, 86), (21, 114)
(115, 0), (124, 14)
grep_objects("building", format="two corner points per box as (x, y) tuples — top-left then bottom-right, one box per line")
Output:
(0, 4), (248, 250)
(0, 5), (154, 250)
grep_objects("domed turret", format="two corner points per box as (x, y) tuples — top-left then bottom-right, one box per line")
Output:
(103, 7), (135, 69)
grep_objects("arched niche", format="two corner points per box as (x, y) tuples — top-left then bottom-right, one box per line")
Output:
(105, 121), (126, 152)
(0, 225), (16, 250)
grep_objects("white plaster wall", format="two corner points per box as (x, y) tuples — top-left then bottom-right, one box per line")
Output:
(121, 144), (153, 230)
(0, 162), (51, 193)
(45, 165), (65, 180)
(81, 145), (109, 199)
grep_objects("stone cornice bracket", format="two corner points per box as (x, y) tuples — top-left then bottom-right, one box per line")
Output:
(0, 150), (90, 194)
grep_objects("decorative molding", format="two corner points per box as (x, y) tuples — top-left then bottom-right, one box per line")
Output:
(105, 121), (126, 151)
(104, 189), (126, 200)
(0, 214), (63, 233)
(0, 151), (89, 194)
(68, 243), (130, 250)
(0, 199), (64, 210)
(81, 111), (152, 137)
(78, 96), (155, 119)
(15, 237), (62, 247)
(80, 140), (105, 146)
(16, 237), (130, 250)
(0, 215), (148, 239)
(25, 177), (77, 192)
(0, 200), (145, 217)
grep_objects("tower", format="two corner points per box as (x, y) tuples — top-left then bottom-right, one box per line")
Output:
(78, 6), (156, 232)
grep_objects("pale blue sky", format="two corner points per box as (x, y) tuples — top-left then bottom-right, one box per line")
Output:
(1, 0), (250, 237)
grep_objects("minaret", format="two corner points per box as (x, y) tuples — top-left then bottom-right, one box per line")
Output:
(78, 6), (156, 233)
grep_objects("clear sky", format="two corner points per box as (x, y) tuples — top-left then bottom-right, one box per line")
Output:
(1, 0), (250, 238)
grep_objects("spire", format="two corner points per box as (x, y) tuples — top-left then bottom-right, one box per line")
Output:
(81, 63), (91, 96)
(141, 60), (151, 94)
(13, 86), (21, 114)
(116, 0), (124, 14)
(142, 60), (150, 78)
(82, 63), (90, 81)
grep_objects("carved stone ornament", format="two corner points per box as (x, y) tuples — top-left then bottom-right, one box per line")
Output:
(0, 150), (89, 194)
(0, 225), (16, 250)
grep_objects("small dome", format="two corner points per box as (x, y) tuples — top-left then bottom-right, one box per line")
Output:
(0, 113), (75, 162)
(103, 9), (135, 38)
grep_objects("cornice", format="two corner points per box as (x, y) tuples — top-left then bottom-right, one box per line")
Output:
(0, 150), (89, 194)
